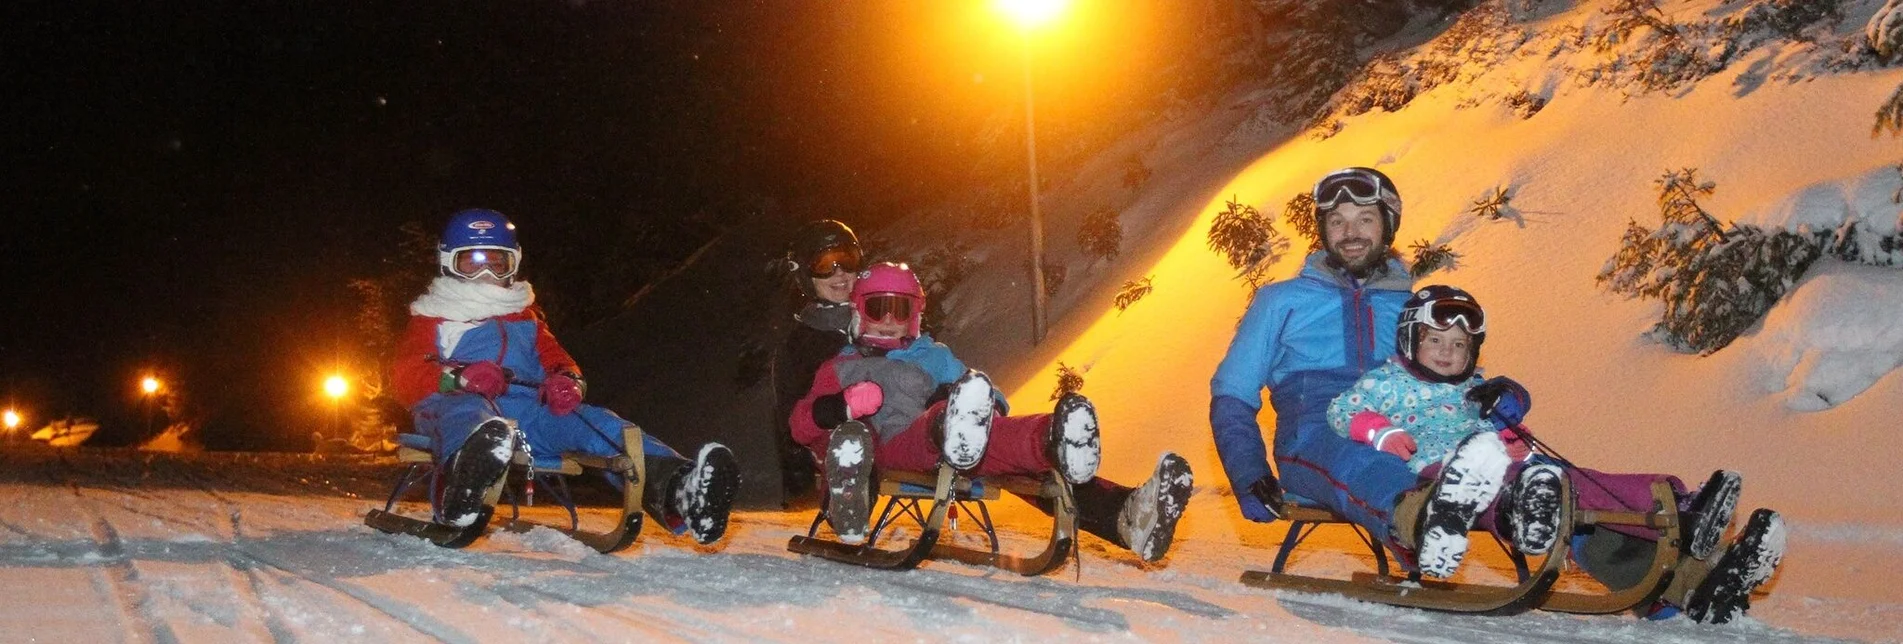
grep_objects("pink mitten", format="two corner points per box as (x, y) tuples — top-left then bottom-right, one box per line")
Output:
(1499, 426), (1533, 462)
(842, 381), (884, 419)
(1348, 411), (1417, 461)
(457, 362), (508, 399)
(541, 374), (584, 416)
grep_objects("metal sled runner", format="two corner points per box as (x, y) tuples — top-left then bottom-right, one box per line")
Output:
(364, 424), (647, 553)
(1240, 478), (1683, 615)
(787, 465), (1078, 575)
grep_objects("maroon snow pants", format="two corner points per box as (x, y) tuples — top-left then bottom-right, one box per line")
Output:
(874, 400), (1055, 477)
(1424, 461), (1689, 542)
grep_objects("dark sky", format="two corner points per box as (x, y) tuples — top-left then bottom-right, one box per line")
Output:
(3, 1), (1203, 449)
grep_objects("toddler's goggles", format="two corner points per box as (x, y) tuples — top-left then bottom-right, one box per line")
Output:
(860, 294), (917, 323)
(448, 247), (519, 280)
(807, 244), (865, 278)
(1313, 168), (1399, 213)
(1412, 297), (1486, 334)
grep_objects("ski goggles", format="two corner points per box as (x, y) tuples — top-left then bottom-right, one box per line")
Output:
(806, 244), (865, 278)
(859, 294), (917, 323)
(448, 247), (519, 280)
(1313, 168), (1400, 213)
(1410, 297), (1487, 334)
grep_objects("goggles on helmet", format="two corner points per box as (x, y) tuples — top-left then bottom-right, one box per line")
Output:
(859, 294), (916, 323)
(1410, 297), (1486, 334)
(1313, 168), (1399, 213)
(807, 244), (865, 278)
(448, 247), (519, 280)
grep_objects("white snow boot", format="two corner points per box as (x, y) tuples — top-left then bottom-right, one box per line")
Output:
(1685, 508), (1785, 624)
(672, 443), (740, 545)
(1683, 470), (1743, 561)
(1047, 393), (1102, 485)
(936, 370), (994, 471)
(1412, 431), (1511, 578)
(824, 421), (875, 545)
(439, 418), (517, 528)
(1117, 453), (1193, 563)
(1499, 463), (1565, 555)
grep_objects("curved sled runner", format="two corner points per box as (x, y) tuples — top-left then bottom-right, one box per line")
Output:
(1240, 477), (1684, 615)
(788, 465), (1078, 575)
(364, 424), (647, 553)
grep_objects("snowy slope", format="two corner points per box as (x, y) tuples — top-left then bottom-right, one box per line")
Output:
(9, 1), (1903, 641)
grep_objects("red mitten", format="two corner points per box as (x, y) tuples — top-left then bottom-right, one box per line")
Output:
(842, 381), (884, 419)
(457, 362), (509, 399)
(1499, 425), (1533, 462)
(1349, 411), (1418, 461)
(541, 373), (584, 416)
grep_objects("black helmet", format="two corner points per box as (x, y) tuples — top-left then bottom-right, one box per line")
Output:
(1396, 285), (1486, 383)
(1312, 166), (1402, 247)
(784, 220), (863, 298)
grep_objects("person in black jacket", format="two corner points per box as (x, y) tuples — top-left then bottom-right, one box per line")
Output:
(770, 220), (864, 505)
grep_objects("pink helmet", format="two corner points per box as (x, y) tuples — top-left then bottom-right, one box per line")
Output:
(851, 262), (926, 349)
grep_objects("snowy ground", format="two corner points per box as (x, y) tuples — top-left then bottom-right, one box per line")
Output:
(0, 445), (1891, 643)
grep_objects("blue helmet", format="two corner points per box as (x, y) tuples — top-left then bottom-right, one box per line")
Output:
(439, 209), (522, 281)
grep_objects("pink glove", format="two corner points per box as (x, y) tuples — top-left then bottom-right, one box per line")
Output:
(1499, 426), (1532, 462)
(1349, 411), (1418, 461)
(457, 362), (509, 399)
(842, 381), (884, 419)
(541, 373), (584, 416)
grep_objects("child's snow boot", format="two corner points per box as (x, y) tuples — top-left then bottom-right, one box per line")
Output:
(935, 370), (994, 471)
(1684, 508), (1785, 624)
(439, 418), (517, 528)
(1047, 393), (1102, 485)
(1498, 463), (1565, 555)
(1412, 431), (1511, 578)
(671, 443), (741, 545)
(1116, 452), (1193, 562)
(1682, 470), (1743, 561)
(824, 421), (875, 545)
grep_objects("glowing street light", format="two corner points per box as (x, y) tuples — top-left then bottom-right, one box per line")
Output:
(2, 409), (19, 433)
(324, 375), (349, 400)
(996, 0), (1069, 344)
(141, 376), (160, 395)
(139, 375), (162, 435)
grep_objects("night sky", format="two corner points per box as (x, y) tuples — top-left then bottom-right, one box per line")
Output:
(4, 1), (1197, 449)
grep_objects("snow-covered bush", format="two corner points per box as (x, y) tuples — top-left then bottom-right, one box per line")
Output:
(1042, 262), (1067, 297)
(1283, 192), (1322, 252)
(1503, 90), (1548, 118)
(914, 241), (975, 334)
(1724, 0), (1842, 44)
(1206, 196), (1291, 287)
(1469, 186), (1515, 220)
(1114, 276), (1153, 312)
(1409, 240), (1462, 278)
(1077, 207), (1123, 262)
(1597, 169), (1825, 354)
(1121, 153), (1150, 191)
(1050, 362), (1085, 401)
(1877, 82), (1903, 136)
(1870, 0), (1903, 60)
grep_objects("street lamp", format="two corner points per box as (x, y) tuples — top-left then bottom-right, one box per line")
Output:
(139, 375), (162, 435)
(2, 409), (19, 436)
(323, 374), (348, 448)
(998, 0), (1069, 344)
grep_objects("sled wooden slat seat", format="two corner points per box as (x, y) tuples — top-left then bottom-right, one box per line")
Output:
(789, 463), (1077, 576)
(366, 426), (646, 554)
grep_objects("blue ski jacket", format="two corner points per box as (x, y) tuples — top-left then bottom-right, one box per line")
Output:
(1209, 252), (1413, 496)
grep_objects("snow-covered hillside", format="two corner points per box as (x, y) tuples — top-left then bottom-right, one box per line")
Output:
(8, 1), (1903, 641)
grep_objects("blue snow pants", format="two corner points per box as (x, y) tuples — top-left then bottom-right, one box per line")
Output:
(1271, 371), (1421, 545)
(412, 386), (681, 467)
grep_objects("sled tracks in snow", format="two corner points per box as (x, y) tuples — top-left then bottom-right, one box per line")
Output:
(1241, 479), (1683, 616)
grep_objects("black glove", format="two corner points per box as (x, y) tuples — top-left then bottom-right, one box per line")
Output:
(1467, 376), (1531, 429)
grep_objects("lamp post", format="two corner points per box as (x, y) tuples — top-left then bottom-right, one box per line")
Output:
(2, 409), (19, 439)
(998, 0), (1067, 345)
(324, 374), (348, 447)
(140, 376), (161, 436)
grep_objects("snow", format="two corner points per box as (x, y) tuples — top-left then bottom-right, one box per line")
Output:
(11, 1), (1903, 641)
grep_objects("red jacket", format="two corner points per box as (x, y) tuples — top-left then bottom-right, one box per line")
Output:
(391, 305), (579, 408)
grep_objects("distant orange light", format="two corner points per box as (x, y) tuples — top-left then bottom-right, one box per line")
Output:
(324, 375), (349, 400)
(998, 0), (1067, 29)
(141, 377), (161, 395)
(2, 409), (19, 431)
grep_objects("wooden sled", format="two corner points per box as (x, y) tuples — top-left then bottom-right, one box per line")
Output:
(1533, 480), (1682, 614)
(365, 425), (646, 554)
(788, 465), (1078, 575)
(1240, 475), (1576, 615)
